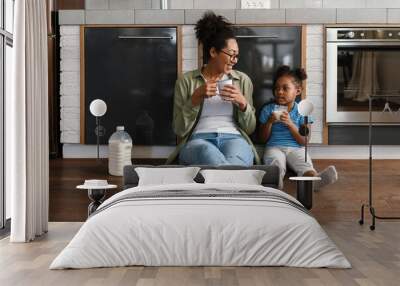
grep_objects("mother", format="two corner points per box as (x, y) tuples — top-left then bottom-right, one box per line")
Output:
(167, 12), (260, 166)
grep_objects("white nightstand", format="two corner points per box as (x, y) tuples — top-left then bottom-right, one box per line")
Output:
(77, 183), (117, 217)
(289, 177), (321, 210)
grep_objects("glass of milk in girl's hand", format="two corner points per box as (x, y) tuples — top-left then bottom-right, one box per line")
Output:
(273, 105), (288, 121)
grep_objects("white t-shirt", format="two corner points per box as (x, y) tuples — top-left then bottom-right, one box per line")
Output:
(193, 75), (240, 135)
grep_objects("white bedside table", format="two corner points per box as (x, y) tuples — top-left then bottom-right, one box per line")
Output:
(289, 177), (321, 210)
(77, 183), (117, 217)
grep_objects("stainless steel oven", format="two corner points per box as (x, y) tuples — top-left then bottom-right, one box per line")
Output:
(326, 27), (400, 124)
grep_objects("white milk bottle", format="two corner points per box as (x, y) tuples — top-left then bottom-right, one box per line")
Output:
(108, 126), (132, 176)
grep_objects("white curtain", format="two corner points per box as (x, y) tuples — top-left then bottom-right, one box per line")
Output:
(7, 0), (49, 242)
(343, 51), (379, 102)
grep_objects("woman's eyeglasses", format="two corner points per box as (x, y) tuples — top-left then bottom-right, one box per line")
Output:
(220, 50), (239, 61)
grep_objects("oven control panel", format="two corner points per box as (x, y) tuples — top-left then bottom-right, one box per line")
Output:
(327, 28), (400, 41)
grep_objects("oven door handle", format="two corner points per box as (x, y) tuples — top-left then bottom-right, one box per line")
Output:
(334, 42), (400, 47)
(118, 36), (173, 40)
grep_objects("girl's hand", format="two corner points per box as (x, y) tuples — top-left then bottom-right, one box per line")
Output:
(219, 84), (247, 111)
(267, 114), (278, 124)
(280, 111), (295, 127)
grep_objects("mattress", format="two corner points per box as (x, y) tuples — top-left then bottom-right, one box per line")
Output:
(50, 183), (350, 269)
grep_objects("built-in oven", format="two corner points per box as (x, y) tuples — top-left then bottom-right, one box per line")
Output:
(326, 27), (400, 124)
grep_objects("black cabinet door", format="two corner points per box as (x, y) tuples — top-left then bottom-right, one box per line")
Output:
(84, 27), (178, 145)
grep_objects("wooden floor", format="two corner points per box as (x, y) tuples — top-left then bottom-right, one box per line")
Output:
(0, 159), (399, 285)
(49, 159), (400, 222)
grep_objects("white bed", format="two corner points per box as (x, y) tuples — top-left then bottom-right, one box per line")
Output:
(50, 183), (351, 269)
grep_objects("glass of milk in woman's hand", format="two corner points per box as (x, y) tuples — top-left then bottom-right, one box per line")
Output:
(273, 105), (288, 121)
(217, 79), (233, 99)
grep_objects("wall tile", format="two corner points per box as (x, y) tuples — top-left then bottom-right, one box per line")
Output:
(193, 0), (237, 9)
(306, 34), (323, 46)
(61, 131), (80, 143)
(307, 24), (323, 34)
(61, 46), (80, 59)
(60, 83), (80, 96)
(182, 25), (196, 35)
(61, 119), (80, 131)
(337, 8), (387, 23)
(307, 83), (323, 95)
(323, 0), (366, 8)
(60, 95), (80, 107)
(61, 108), (80, 119)
(60, 35), (80, 47)
(236, 9), (285, 24)
(183, 47), (198, 59)
(169, 0), (194, 9)
(366, 0), (400, 8)
(131, 0), (152, 9)
(86, 10), (134, 24)
(183, 59), (198, 72)
(286, 8), (336, 24)
(151, 0), (161, 9)
(60, 72), (80, 84)
(238, 0), (279, 8)
(306, 59), (323, 71)
(183, 35), (197, 48)
(109, 0), (134, 9)
(85, 0), (108, 10)
(307, 71), (323, 84)
(309, 132), (322, 144)
(135, 10), (184, 24)
(185, 9), (235, 24)
(60, 59), (80, 71)
(388, 9), (400, 23)
(60, 26), (80, 35)
(59, 10), (85, 25)
(279, 0), (322, 8)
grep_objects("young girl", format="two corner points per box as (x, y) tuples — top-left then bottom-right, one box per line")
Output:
(258, 65), (337, 190)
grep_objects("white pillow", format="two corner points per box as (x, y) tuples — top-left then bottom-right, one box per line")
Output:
(135, 167), (201, 186)
(200, 169), (266, 185)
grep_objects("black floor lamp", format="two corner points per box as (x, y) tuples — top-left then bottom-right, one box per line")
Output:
(89, 99), (107, 161)
(290, 99), (319, 210)
(298, 99), (314, 161)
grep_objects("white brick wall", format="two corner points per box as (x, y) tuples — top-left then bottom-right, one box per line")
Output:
(60, 26), (80, 144)
(306, 25), (324, 143)
(181, 25), (198, 73)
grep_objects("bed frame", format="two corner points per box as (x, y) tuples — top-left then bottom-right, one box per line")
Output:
(123, 165), (281, 190)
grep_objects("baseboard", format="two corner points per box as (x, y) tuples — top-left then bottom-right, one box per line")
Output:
(62, 143), (400, 160)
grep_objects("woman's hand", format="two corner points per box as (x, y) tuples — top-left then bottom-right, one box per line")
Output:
(191, 81), (217, 106)
(220, 84), (247, 111)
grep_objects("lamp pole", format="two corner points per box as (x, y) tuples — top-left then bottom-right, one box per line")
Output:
(304, 116), (308, 163)
(96, 116), (100, 162)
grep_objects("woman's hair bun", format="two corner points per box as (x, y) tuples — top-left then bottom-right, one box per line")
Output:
(195, 11), (232, 44)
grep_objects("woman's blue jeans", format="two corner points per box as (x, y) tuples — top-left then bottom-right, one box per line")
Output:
(179, 133), (254, 166)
